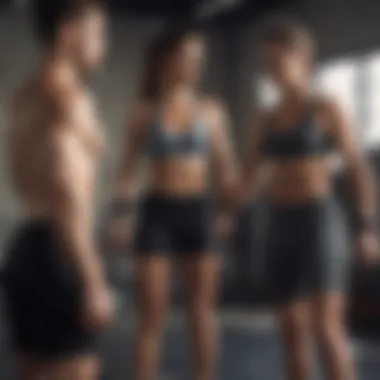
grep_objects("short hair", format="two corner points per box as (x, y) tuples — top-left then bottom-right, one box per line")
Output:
(31, 0), (105, 45)
(260, 17), (315, 56)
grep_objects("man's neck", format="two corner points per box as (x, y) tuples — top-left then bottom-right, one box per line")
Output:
(42, 51), (81, 88)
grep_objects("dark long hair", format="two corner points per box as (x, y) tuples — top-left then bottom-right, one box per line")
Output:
(139, 27), (202, 102)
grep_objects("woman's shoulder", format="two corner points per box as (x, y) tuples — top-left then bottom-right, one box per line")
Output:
(198, 93), (233, 125)
(198, 94), (231, 135)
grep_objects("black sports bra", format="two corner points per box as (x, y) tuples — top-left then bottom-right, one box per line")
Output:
(145, 119), (209, 158)
(144, 103), (209, 158)
(263, 110), (332, 159)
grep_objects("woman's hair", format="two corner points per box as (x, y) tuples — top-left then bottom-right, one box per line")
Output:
(139, 27), (203, 101)
(260, 17), (315, 56)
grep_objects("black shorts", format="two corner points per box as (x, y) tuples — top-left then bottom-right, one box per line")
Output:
(265, 197), (351, 303)
(134, 195), (216, 256)
(1, 222), (100, 359)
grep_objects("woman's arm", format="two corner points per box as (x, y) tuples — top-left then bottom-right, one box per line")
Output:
(208, 99), (239, 210)
(325, 99), (377, 232)
(324, 98), (378, 262)
(106, 101), (149, 247)
(113, 100), (149, 202)
(239, 111), (272, 206)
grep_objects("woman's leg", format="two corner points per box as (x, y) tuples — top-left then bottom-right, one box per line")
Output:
(181, 254), (221, 380)
(309, 197), (355, 380)
(133, 256), (172, 380)
(311, 292), (356, 380)
(277, 300), (313, 380)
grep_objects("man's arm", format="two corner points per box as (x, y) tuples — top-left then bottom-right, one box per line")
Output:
(48, 126), (105, 291)
(326, 99), (377, 232)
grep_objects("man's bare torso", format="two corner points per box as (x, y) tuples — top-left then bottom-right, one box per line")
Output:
(9, 75), (103, 223)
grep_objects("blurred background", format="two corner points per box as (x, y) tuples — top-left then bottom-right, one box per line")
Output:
(0, 0), (380, 379)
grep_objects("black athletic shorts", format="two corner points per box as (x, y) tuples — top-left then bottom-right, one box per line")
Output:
(134, 194), (216, 255)
(0, 222), (100, 359)
(265, 197), (351, 303)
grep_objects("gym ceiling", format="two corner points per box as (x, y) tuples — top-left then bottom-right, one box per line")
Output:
(108, 0), (296, 25)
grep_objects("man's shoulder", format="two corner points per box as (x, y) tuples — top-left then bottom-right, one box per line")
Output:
(13, 76), (89, 122)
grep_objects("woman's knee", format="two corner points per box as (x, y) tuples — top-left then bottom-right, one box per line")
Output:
(187, 300), (216, 327)
(136, 288), (169, 332)
(311, 295), (347, 346)
(138, 301), (168, 332)
(280, 306), (310, 334)
(134, 258), (171, 332)
(313, 315), (345, 347)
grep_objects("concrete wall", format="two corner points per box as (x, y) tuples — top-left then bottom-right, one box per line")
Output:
(297, 0), (380, 57)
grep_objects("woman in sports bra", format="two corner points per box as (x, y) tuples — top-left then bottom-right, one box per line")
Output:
(239, 19), (378, 380)
(108, 28), (238, 380)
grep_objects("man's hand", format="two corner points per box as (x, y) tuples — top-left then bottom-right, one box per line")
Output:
(357, 231), (380, 265)
(82, 281), (115, 331)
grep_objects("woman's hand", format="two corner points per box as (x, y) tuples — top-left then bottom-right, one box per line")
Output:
(106, 217), (133, 253)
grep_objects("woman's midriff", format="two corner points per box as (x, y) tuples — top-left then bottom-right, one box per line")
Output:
(269, 158), (331, 205)
(148, 157), (209, 196)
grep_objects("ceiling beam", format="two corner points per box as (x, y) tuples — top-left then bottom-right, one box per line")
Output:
(193, 0), (246, 21)
(108, 0), (195, 17)
(197, 0), (297, 27)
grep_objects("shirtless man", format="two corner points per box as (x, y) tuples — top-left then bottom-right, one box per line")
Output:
(2, 1), (113, 379)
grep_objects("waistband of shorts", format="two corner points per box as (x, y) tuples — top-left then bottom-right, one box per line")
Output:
(269, 195), (336, 215)
(142, 192), (211, 206)
(17, 219), (55, 237)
